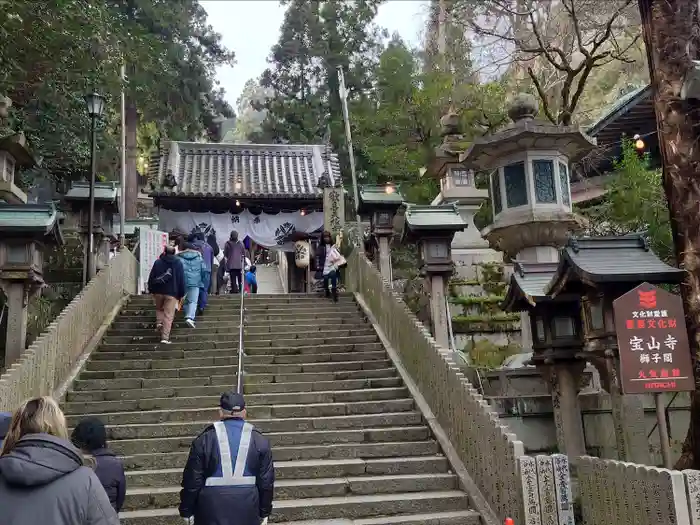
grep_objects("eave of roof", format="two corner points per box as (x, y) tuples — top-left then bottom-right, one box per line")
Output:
(545, 233), (684, 297)
(586, 85), (652, 140)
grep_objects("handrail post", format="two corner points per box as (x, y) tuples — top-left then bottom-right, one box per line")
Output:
(236, 258), (245, 394)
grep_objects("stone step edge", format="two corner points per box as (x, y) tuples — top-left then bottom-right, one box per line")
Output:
(124, 456), (447, 478)
(94, 411), (422, 431)
(119, 490), (468, 517)
(109, 425), (429, 445)
(67, 387), (407, 407)
(271, 510), (481, 525)
(68, 379), (402, 399)
(125, 473), (456, 496)
(64, 399), (415, 419)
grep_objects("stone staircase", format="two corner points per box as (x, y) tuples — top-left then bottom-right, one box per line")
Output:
(61, 293), (481, 525)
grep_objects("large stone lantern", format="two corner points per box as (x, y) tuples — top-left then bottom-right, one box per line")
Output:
(428, 107), (499, 279)
(545, 234), (683, 463)
(358, 184), (403, 281)
(461, 92), (596, 351)
(64, 181), (118, 281)
(502, 261), (587, 458)
(0, 203), (63, 367)
(402, 203), (467, 348)
(0, 131), (34, 205)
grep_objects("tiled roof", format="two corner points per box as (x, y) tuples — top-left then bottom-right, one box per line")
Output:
(546, 233), (685, 297)
(501, 261), (559, 312)
(149, 142), (341, 200)
(403, 204), (466, 230)
(0, 203), (63, 243)
(65, 181), (118, 202)
(358, 185), (404, 214)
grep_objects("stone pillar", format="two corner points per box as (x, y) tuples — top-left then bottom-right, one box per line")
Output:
(606, 357), (649, 464)
(377, 235), (391, 282)
(429, 274), (449, 348)
(545, 362), (587, 458)
(3, 282), (28, 366)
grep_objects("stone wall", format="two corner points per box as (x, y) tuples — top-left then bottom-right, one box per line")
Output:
(578, 456), (700, 524)
(346, 250), (574, 525)
(0, 248), (138, 411)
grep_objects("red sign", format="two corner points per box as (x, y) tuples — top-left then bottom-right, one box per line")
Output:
(613, 282), (694, 394)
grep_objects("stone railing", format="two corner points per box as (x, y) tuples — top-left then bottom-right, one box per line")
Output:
(0, 248), (138, 411)
(578, 455), (700, 524)
(346, 251), (575, 525)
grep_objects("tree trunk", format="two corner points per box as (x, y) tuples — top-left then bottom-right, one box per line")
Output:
(125, 100), (139, 219)
(638, 0), (700, 469)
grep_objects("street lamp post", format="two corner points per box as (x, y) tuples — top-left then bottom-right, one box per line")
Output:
(84, 92), (105, 286)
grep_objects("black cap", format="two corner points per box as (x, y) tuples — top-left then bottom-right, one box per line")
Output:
(220, 392), (245, 412)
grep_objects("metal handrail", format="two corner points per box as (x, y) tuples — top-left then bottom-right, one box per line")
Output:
(236, 261), (245, 394)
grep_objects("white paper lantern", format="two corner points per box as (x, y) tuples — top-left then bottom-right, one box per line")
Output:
(294, 240), (310, 268)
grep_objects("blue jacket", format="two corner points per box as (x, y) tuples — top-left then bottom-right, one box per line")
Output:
(147, 253), (186, 299)
(245, 271), (257, 287)
(179, 418), (274, 525)
(178, 249), (206, 289)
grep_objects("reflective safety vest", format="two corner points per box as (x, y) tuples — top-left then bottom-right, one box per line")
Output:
(205, 419), (256, 487)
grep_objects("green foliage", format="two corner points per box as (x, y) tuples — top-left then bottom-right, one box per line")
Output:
(0, 0), (234, 187)
(462, 338), (521, 369)
(578, 140), (674, 263)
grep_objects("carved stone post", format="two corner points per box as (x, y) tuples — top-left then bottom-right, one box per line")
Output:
(543, 361), (587, 458)
(2, 282), (28, 365)
(377, 235), (391, 282)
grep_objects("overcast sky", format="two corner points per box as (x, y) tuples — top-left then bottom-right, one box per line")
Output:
(201, 1), (430, 107)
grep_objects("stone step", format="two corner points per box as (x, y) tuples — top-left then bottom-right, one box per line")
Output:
(71, 367), (399, 392)
(115, 308), (360, 322)
(64, 388), (410, 416)
(119, 491), (469, 524)
(126, 293), (355, 304)
(88, 342), (383, 361)
(102, 412), (425, 440)
(118, 440), (442, 470)
(96, 335), (379, 352)
(85, 350), (388, 371)
(120, 301), (357, 315)
(272, 511), (481, 525)
(109, 426), (430, 456)
(125, 456), (450, 487)
(122, 473), (457, 511)
(104, 327), (377, 345)
(79, 359), (393, 382)
(109, 316), (367, 331)
(68, 377), (403, 402)
(107, 323), (371, 339)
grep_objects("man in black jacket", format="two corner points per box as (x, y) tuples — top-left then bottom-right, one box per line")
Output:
(179, 392), (275, 525)
(147, 245), (186, 344)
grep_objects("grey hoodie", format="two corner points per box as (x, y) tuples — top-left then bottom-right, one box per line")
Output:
(0, 433), (119, 525)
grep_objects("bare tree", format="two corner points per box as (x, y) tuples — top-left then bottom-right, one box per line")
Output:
(452, 0), (643, 125)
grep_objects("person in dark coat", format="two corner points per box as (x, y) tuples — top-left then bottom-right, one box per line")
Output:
(0, 396), (119, 525)
(71, 416), (126, 513)
(148, 245), (186, 343)
(0, 412), (11, 450)
(223, 231), (246, 294)
(179, 392), (275, 525)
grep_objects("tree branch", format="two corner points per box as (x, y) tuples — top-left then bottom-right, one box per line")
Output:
(527, 66), (557, 124)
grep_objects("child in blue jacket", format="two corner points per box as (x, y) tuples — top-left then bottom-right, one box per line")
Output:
(245, 265), (258, 294)
(177, 242), (207, 327)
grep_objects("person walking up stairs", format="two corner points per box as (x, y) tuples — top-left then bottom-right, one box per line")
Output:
(60, 294), (482, 525)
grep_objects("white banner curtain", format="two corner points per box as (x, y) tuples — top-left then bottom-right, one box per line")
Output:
(158, 209), (324, 252)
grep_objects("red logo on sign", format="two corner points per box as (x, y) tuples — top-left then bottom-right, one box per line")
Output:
(639, 290), (657, 309)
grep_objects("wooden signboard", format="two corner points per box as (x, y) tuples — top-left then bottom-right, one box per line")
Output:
(613, 282), (694, 394)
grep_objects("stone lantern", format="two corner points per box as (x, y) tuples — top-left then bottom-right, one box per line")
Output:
(502, 261), (588, 458)
(0, 131), (35, 205)
(546, 234), (684, 463)
(64, 181), (118, 280)
(0, 203), (63, 367)
(428, 107), (499, 279)
(358, 184), (403, 281)
(461, 92), (597, 351)
(402, 203), (467, 348)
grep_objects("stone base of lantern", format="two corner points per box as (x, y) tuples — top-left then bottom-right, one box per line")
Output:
(482, 209), (587, 261)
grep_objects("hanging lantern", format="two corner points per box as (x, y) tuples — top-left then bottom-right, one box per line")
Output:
(294, 240), (310, 268)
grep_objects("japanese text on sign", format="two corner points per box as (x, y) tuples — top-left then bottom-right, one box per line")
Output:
(613, 283), (694, 394)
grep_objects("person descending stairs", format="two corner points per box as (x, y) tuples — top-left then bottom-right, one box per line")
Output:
(60, 293), (482, 524)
